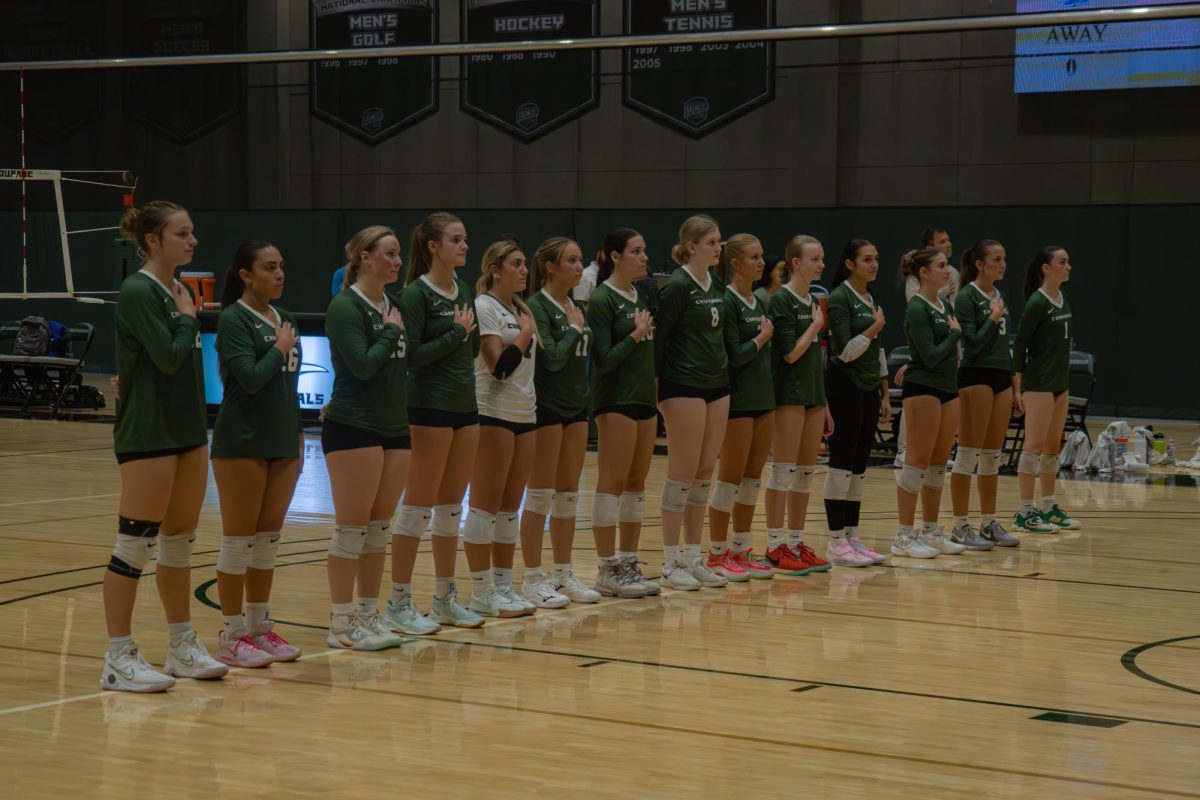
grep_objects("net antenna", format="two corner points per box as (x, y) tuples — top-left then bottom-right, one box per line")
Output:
(1, 67), (136, 304)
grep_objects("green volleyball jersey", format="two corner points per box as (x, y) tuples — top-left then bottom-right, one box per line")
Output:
(399, 275), (479, 414)
(211, 301), (302, 459)
(113, 271), (207, 455)
(653, 267), (728, 388)
(827, 283), (883, 392)
(724, 288), (774, 412)
(528, 289), (590, 417)
(955, 282), (1012, 372)
(586, 281), (656, 410)
(903, 295), (962, 394)
(324, 287), (409, 437)
(1014, 288), (1072, 393)
(769, 285), (825, 407)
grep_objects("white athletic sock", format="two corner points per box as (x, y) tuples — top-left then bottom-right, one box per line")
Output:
(599, 554), (619, 566)
(982, 513), (997, 526)
(245, 603), (268, 634)
(896, 524), (914, 540)
(470, 570), (491, 592)
(434, 577), (455, 599)
(731, 531), (752, 552)
(845, 526), (859, 541)
(390, 582), (411, 604)
(331, 602), (354, 620)
(493, 567), (514, 587)
(552, 562), (573, 575)
(787, 529), (805, 547)
(617, 550), (637, 561)
(167, 620), (193, 645)
(356, 597), (378, 615)
(1020, 500), (1036, 515)
(222, 614), (246, 637)
(664, 545), (681, 564)
(525, 566), (544, 580)
(922, 521), (938, 535)
(683, 543), (702, 562)
(709, 540), (729, 556)
(107, 635), (133, 658)
(1040, 495), (1056, 513)
(829, 528), (847, 541)
(767, 528), (785, 549)
(953, 515), (969, 530)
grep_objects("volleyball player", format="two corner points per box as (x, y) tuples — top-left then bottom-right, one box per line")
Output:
(950, 241), (1021, 548)
(521, 237), (600, 606)
(655, 215), (731, 590)
(891, 249), (965, 558)
(211, 241), (303, 667)
(754, 253), (785, 307)
(464, 237), (538, 618)
(322, 226), (411, 649)
(102, 200), (226, 692)
(393, 213), (484, 628)
(706, 234), (775, 580)
(1012, 246), (1081, 533)
(764, 235), (834, 574)
(824, 239), (891, 568)
(586, 229), (659, 598)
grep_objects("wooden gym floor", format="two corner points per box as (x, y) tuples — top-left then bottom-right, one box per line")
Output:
(0, 417), (1197, 799)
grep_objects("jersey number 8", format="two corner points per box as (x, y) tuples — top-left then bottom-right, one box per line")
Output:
(710, 307), (720, 328)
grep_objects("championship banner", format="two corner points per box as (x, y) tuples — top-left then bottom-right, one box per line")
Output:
(461, 0), (599, 141)
(123, 0), (244, 144)
(0, 0), (104, 143)
(311, 0), (439, 144)
(623, 0), (774, 138)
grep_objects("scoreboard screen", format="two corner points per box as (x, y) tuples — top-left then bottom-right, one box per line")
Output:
(1015, 0), (1200, 93)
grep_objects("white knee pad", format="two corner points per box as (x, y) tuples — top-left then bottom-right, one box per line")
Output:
(923, 465), (947, 491)
(790, 466), (816, 494)
(593, 493), (620, 526)
(216, 535), (254, 576)
(1017, 450), (1041, 476)
(329, 525), (367, 560)
(978, 448), (1002, 476)
(463, 508), (496, 544)
(494, 512), (520, 544)
(362, 520), (390, 555)
(708, 480), (737, 514)
(767, 462), (795, 492)
(1040, 453), (1060, 474)
(824, 467), (852, 500)
(618, 492), (645, 524)
(896, 463), (926, 495)
(737, 477), (761, 508)
(524, 487), (554, 517)
(109, 518), (159, 578)
(551, 491), (578, 520)
(156, 532), (195, 568)
(249, 531), (281, 571)
(952, 446), (981, 476)
(395, 505), (432, 539)
(685, 480), (711, 508)
(431, 504), (463, 538)
(846, 472), (866, 503)
(661, 479), (692, 513)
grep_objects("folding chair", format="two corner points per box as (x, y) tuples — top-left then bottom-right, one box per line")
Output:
(1065, 351), (1096, 443)
(874, 346), (910, 455)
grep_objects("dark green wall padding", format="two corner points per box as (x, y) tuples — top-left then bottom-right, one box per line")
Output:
(2, 205), (1196, 420)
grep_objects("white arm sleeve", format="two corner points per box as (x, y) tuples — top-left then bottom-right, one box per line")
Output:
(879, 349), (888, 378)
(904, 275), (920, 303)
(837, 334), (872, 363)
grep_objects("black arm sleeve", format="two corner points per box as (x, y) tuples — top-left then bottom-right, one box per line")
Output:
(492, 345), (524, 380)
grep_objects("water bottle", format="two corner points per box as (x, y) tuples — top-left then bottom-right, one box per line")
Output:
(1114, 437), (1128, 470)
(1167, 439), (1176, 460)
